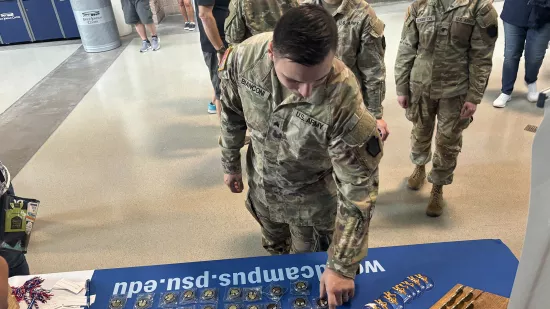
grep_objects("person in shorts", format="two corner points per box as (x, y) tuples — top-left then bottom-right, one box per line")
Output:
(122, 0), (160, 52)
(195, 0), (230, 115)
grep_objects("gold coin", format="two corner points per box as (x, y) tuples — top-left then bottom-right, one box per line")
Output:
(183, 290), (195, 300)
(203, 306), (215, 309)
(203, 289), (215, 299)
(316, 298), (328, 308)
(163, 293), (176, 302)
(110, 299), (123, 309)
(228, 305), (238, 309)
(271, 286), (282, 296)
(294, 298), (307, 308)
(247, 290), (258, 300)
(248, 306), (259, 309)
(136, 299), (151, 309)
(295, 281), (307, 291)
(229, 288), (241, 298)
(266, 304), (278, 309)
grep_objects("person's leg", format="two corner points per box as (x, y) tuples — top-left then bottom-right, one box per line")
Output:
(427, 95), (471, 217)
(289, 221), (333, 254)
(135, 23), (148, 40)
(203, 51), (222, 117)
(245, 196), (291, 254)
(501, 22), (527, 95)
(524, 23), (550, 85)
(407, 93), (437, 190)
(178, 0), (189, 22)
(146, 24), (157, 37)
(184, 0), (196, 24)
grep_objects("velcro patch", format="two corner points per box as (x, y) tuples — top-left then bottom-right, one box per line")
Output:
(487, 24), (498, 38)
(416, 16), (435, 23)
(218, 46), (233, 72)
(453, 17), (475, 25)
(366, 136), (381, 157)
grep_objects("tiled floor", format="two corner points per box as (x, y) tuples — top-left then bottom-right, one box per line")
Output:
(3, 2), (549, 274)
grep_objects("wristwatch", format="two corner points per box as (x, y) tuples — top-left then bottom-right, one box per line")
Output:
(217, 46), (227, 55)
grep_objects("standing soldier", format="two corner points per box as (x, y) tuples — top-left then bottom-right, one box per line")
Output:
(302, 0), (389, 140)
(219, 5), (382, 308)
(395, 0), (498, 217)
(224, 0), (299, 44)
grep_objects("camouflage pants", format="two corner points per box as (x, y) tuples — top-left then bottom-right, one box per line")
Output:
(406, 94), (471, 185)
(245, 195), (334, 255)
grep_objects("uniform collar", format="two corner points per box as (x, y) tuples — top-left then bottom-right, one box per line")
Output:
(429, 0), (470, 12)
(334, 0), (359, 17)
(269, 66), (331, 107)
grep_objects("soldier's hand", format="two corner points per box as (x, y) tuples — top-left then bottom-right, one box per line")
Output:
(320, 268), (355, 309)
(460, 102), (477, 119)
(397, 95), (409, 108)
(376, 119), (390, 141)
(224, 173), (244, 193)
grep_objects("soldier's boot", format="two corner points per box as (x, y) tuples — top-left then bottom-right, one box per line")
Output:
(407, 165), (426, 190)
(426, 184), (444, 217)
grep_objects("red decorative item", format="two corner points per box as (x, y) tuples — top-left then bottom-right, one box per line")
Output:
(11, 277), (53, 309)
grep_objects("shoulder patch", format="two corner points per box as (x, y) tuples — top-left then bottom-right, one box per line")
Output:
(369, 17), (385, 38)
(218, 46), (234, 72)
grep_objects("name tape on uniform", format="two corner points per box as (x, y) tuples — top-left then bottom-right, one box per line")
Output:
(295, 111), (326, 130)
(240, 78), (270, 100)
(416, 16), (435, 23)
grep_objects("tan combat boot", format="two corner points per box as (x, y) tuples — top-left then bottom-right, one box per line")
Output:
(407, 165), (426, 190)
(426, 185), (444, 217)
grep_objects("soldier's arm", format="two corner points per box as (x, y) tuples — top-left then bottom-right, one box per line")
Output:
(357, 10), (386, 119)
(394, 5), (419, 97)
(224, 0), (247, 44)
(327, 83), (382, 279)
(219, 49), (247, 174)
(466, 2), (498, 104)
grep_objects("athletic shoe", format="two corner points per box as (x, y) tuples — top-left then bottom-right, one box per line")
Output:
(493, 93), (511, 108)
(207, 102), (217, 114)
(184, 22), (190, 31)
(527, 82), (539, 102)
(140, 40), (152, 53)
(151, 36), (160, 51)
(188, 22), (196, 31)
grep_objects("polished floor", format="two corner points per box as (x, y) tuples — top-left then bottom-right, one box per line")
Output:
(2, 2), (548, 274)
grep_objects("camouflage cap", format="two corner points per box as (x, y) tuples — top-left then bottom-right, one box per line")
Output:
(0, 161), (10, 196)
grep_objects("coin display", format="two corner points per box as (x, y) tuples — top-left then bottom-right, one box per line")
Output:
(163, 293), (177, 304)
(109, 298), (124, 309)
(316, 298), (328, 309)
(229, 288), (241, 299)
(294, 281), (308, 291)
(202, 289), (215, 300)
(203, 306), (215, 309)
(228, 305), (239, 309)
(293, 298), (307, 308)
(183, 290), (195, 301)
(247, 290), (259, 301)
(271, 286), (283, 297)
(266, 304), (278, 309)
(247, 305), (259, 309)
(135, 298), (152, 309)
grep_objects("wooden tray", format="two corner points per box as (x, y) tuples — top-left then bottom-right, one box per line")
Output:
(430, 284), (509, 309)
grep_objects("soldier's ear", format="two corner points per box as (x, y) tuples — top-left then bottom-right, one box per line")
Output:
(268, 41), (274, 61)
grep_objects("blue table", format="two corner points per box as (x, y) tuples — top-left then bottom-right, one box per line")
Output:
(90, 239), (518, 308)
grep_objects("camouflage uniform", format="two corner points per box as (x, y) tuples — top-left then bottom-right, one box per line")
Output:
(224, 0), (299, 44)
(395, 0), (498, 185)
(219, 33), (383, 278)
(302, 0), (386, 119)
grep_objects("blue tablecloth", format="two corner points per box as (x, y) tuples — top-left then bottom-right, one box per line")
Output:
(90, 239), (518, 309)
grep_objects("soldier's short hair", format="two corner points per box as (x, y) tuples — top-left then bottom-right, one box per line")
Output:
(273, 4), (338, 67)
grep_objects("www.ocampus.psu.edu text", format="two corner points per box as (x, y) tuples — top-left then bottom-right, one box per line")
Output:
(113, 260), (385, 298)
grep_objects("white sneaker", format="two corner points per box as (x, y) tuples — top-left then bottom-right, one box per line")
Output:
(527, 82), (539, 102)
(493, 93), (511, 108)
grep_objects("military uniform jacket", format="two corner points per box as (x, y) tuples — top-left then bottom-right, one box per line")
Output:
(394, 0), (498, 104)
(303, 0), (386, 119)
(224, 0), (298, 44)
(218, 33), (383, 278)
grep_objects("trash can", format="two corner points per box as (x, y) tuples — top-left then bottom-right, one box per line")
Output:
(69, 0), (120, 52)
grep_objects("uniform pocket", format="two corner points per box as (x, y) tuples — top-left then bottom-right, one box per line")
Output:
(406, 83), (423, 123)
(451, 17), (475, 45)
